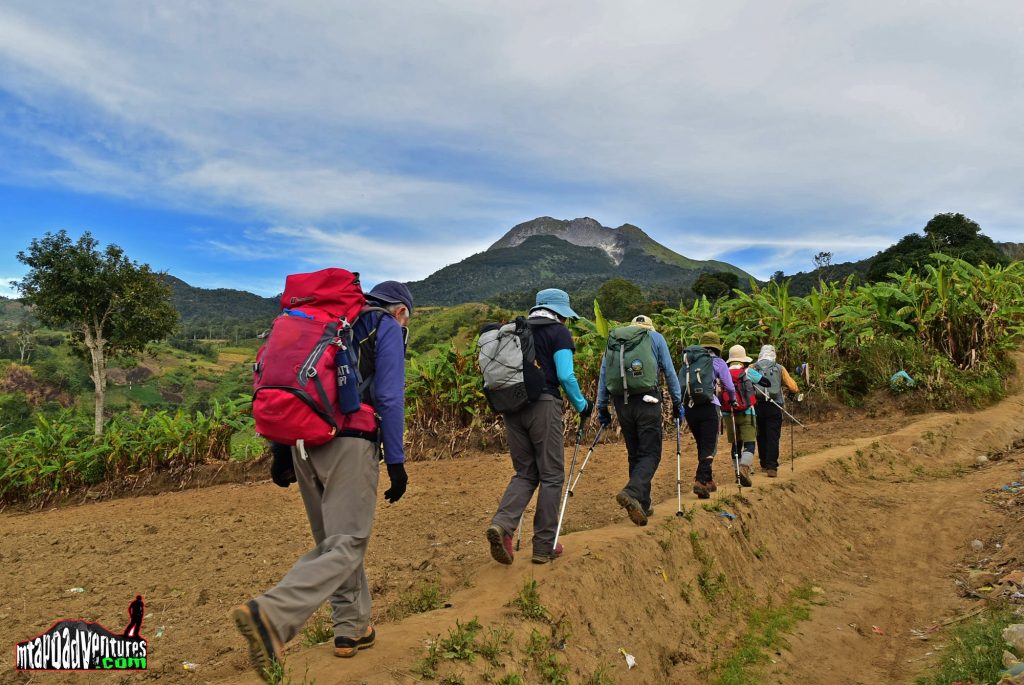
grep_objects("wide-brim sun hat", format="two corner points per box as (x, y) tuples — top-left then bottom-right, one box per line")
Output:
(530, 288), (579, 320)
(698, 331), (722, 352)
(727, 344), (753, 364)
(631, 315), (655, 330)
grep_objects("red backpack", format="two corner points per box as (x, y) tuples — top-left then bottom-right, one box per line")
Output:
(252, 268), (379, 447)
(720, 367), (757, 412)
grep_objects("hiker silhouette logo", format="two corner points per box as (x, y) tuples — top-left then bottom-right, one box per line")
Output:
(15, 595), (148, 670)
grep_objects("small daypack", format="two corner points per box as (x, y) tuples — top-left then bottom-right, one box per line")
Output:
(721, 367), (756, 412)
(252, 268), (379, 447)
(753, 359), (784, 405)
(680, 345), (716, 408)
(478, 317), (545, 413)
(604, 326), (659, 401)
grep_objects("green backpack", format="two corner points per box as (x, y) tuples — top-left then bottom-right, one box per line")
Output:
(604, 326), (659, 399)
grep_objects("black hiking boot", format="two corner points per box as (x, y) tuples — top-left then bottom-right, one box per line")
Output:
(616, 491), (648, 526)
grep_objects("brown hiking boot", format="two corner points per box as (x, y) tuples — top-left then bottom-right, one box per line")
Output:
(706, 480), (717, 493)
(486, 525), (514, 565)
(616, 491), (648, 526)
(766, 469), (778, 478)
(692, 481), (710, 499)
(335, 625), (375, 658)
(739, 465), (752, 487)
(231, 600), (284, 683)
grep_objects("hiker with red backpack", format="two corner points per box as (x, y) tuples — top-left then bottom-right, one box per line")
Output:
(484, 288), (593, 565)
(720, 344), (772, 487)
(596, 314), (682, 527)
(234, 270), (414, 680)
(678, 331), (736, 499)
(753, 344), (802, 477)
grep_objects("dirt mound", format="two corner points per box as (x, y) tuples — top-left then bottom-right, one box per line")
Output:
(2, 376), (1023, 684)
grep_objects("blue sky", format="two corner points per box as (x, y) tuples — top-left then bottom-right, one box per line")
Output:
(1, 2), (1022, 298)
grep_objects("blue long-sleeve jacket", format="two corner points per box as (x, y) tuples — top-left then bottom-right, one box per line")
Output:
(553, 349), (587, 412)
(597, 330), (682, 410)
(353, 312), (406, 464)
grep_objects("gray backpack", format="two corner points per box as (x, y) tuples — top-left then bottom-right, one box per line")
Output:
(753, 359), (784, 405)
(478, 317), (544, 413)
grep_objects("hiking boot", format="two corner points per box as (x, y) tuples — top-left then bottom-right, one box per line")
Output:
(486, 524), (514, 565)
(766, 469), (778, 478)
(616, 491), (648, 527)
(231, 600), (284, 683)
(335, 625), (375, 658)
(692, 481), (709, 498)
(706, 480), (717, 493)
(739, 465), (752, 487)
(645, 506), (655, 517)
(532, 542), (564, 564)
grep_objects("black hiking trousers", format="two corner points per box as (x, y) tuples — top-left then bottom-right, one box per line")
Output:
(755, 402), (783, 471)
(612, 395), (664, 512)
(684, 402), (721, 484)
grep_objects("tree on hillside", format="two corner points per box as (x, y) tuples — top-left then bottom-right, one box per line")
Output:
(596, 277), (644, 321)
(865, 212), (1007, 282)
(15, 230), (178, 435)
(692, 271), (740, 300)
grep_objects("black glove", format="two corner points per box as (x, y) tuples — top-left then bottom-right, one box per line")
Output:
(269, 442), (296, 488)
(598, 407), (612, 427)
(671, 400), (681, 420)
(579, 399), (593, 421)
(384, 463), (408, 503)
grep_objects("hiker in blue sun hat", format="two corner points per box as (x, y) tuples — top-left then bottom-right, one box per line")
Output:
(486, 288), (592, 565)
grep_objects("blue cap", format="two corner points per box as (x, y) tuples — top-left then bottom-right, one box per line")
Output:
(368, 281), (414, 314)
(530, 288), (579, 320)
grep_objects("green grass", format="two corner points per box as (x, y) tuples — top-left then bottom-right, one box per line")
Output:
(301, 604), (333, 646)
(914, 608), (1020, 685)
(508, 578), (549, 621)
(710, 585), (815, 685)
(439, 618), (482, 662)
(396, 579), (446, 616)
(690, 531), (728, 602)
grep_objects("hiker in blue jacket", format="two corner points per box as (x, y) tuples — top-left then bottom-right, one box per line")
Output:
(597, 315), (682, 526)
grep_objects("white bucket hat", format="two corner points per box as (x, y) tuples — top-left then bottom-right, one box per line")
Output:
(630, 314), (656, 331)
(726, 344), (752, 364)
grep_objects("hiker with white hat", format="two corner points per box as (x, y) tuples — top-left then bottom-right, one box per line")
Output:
(720, 344), (771, 486)
(752, 344), (802, 477)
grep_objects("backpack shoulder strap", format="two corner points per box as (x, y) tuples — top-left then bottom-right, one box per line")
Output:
(354, 306), (395, 398)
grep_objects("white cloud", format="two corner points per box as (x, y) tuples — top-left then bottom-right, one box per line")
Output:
(0, 0), (1021, 278)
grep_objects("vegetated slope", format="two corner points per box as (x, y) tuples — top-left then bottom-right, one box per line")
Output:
(408, 217), (752, 306)
(4, 362), (1023, 685)
(161, 275), (278, 328)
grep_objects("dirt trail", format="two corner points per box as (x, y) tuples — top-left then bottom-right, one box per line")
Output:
(2, 386), (1024, 684)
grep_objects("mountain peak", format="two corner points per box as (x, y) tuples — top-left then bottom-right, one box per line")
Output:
(489, 217), (630, 265)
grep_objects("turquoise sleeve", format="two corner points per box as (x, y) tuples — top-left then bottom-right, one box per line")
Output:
(553, 348), (587, 411)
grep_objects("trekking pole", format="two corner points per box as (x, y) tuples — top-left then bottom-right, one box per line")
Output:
(754, 386), (806, 428)
(728, 409), (742, 491)
(674, 418), (684, 517)
(568, 424), (606, 496)
(515, 505), (529, 551)
(553, 425), (585, 550)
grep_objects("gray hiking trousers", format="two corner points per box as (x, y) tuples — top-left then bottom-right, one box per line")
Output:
(491, 395), (565, 555)
(256, 436), (380, 643)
